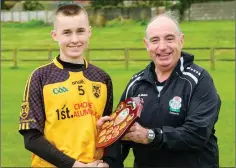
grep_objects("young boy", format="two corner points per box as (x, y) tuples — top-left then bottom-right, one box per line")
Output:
(18, 4), (122, 168)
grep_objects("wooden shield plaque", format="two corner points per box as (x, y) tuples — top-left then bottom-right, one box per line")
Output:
(96, 97), (144, 148)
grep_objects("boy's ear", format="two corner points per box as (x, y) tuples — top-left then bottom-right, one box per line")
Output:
(88, 26), (92, 38)
(50, 30), (57, 41)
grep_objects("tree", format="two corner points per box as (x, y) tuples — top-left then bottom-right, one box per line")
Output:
(23, 0), (45, 11)
(91, 0), (123, 7)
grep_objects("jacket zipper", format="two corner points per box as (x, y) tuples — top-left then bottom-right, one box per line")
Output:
(155, 81), (161, 102)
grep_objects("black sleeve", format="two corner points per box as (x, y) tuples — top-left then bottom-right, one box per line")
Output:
(103, 74), (113, 116)
(150, 70), (221, 150)
(21, 129), (76, 168)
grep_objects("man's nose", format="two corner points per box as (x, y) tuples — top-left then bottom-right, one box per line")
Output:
(158, 40), (167, 50)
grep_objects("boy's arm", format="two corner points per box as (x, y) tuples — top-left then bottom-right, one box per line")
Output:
(22, 129), (77, 168)
(18, 71), (82, 167)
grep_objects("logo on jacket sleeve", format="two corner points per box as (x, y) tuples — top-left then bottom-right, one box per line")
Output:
(92, 83), (101, 98)
(169, 96), (182, 114)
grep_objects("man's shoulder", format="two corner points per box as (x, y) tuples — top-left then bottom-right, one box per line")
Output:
(131, 69), (145, 81)
(185, 64), (204, 77)
(184, 63), (214, 85)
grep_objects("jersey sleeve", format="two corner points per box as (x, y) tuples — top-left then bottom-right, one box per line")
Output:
(102, 74), (113, 116)
(19, 70), (45, 134)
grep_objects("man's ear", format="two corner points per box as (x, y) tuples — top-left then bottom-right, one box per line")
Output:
(143, 38), (149, 51)
(180, 34), (184, 49)
(50, 30), (57, 41)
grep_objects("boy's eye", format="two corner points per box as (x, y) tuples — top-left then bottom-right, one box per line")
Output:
(63, 32), (70, 35)
(77, 29), (85, 33)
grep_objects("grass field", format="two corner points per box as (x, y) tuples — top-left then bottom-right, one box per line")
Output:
(1, 20), (235, 167)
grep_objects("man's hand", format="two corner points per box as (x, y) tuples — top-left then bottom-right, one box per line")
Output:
(122, 122), (149, 144)
(97, 162), (109, 167)
(96, 116), (111, 130)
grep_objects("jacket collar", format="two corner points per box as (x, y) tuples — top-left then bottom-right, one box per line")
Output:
(140, 51), (194, 83)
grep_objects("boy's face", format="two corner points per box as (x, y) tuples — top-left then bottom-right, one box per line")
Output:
(51, 12), (91, 61)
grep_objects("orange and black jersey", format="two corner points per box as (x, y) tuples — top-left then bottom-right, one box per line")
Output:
(18, 57), (121, 167)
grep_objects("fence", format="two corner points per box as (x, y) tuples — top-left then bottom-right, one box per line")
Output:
(1, 47), (235, 70)
(1, 10), (54, 23)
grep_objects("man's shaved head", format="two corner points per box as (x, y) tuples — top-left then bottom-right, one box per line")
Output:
(145, 12), (181, 38)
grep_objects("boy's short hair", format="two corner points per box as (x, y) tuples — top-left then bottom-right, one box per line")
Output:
(53, 4), (89, 29)
(55, 4), (88, 17)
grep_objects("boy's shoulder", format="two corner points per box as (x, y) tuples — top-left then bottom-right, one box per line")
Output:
(83, 63), (112, 83)
(30, 61), (56, 78)
(87, 63), (111, 78)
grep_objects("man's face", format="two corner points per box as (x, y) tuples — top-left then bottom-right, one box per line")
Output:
(144, 17), (184, 71)
(51, 12), (91, 60)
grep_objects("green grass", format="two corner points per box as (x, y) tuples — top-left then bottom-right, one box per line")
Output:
(1, 20), (235, 49)
(1, 20), (235, 167)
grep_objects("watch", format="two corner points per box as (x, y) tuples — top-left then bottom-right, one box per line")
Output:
(147, 129), (155, 143)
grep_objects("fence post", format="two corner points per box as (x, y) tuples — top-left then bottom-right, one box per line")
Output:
(13, 48), (18, 68)
(125, 48), (129, 70)
(85, 49), (90, 62)
(48, 49), (52, 61)
(210, 48), (215, 70)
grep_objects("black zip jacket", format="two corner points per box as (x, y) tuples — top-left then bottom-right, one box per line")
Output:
(120, 52), (221, 168)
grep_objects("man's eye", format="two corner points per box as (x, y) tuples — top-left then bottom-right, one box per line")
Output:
(151, 39), (159, 43)
(63, 32), (70, 35)
(167, 37), (174, 41)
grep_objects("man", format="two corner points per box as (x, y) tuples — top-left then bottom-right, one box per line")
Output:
(18, 4), (122, 168)
(120, 12), (221, 168)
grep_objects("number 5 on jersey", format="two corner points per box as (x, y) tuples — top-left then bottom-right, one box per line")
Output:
(78, 85), (85, 95)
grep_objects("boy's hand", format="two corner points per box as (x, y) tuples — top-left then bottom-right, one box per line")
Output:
(96, 116), (111, 130)
(98, 162), (109, 167)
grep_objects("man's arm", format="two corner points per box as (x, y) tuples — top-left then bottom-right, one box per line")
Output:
(141, 70), (221, 150)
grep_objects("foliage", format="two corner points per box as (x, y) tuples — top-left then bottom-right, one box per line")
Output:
(1, 1), (18, 10)
(91, 0), (124, 7)
(23, 0), (45, 11)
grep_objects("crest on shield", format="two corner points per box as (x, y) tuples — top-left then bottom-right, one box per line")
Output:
(92, 84), (101, 98)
